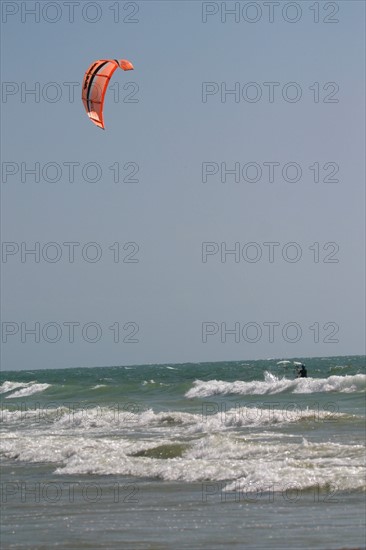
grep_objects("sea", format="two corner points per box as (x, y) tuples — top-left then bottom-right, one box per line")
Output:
(1, 355), (365, 549)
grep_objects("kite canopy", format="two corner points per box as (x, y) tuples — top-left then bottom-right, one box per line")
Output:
(82, 58), (134, 130)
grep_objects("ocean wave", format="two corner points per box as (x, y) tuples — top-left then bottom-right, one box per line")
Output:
(0, 402), (354, 434)
(5, 383), (51, 399)
(186, 373), (366, 398)
(1, 429), (363, 491)
(0, 381), (35, 394)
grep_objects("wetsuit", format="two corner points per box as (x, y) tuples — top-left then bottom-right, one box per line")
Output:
(297, 366), (307, 378)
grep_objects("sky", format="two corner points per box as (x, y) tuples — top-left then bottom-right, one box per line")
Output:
(1, 0), (365, 370)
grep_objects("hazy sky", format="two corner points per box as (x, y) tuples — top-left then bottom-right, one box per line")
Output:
(1, 0), (365, 370)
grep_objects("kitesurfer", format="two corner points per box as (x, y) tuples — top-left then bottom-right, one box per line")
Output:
(296, 364), (307, 378)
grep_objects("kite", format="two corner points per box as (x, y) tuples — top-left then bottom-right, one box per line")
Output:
(82, 59), (134, 130)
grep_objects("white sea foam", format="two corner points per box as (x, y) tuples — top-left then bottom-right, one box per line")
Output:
(0, 381), (34, 394)
(186, 373), (366, 398)
(0, 403), (352, 433)
(1, 401), (364, 490)
(91, 384), (107, 390)
(2, 428), (363, 491)
(5, 383), (51, 399)
(51, 436), (366, 490)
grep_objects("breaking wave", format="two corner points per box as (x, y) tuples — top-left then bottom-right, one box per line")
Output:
(186, 373), (366, 399)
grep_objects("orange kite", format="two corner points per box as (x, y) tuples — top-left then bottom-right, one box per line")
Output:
(82, 59), (134, 130)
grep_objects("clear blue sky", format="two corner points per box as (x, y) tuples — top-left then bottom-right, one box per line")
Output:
(1, 1), (365, 370)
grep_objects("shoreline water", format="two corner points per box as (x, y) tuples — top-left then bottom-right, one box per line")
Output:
(1, 355), (365, 548)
